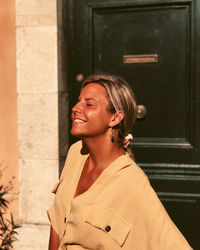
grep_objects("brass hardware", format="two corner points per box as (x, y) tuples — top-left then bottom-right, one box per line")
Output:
(136, 105), (147, 119)
(123, 54), (158, 64)
(76, 73), (84, 82)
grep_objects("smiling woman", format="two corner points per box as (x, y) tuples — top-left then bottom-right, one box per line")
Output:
(71, 84), (114, 138)
(47, 73), (192, 250)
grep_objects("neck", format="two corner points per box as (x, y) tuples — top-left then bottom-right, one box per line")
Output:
(82, 135), (125, 170)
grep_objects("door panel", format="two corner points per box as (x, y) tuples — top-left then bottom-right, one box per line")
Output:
(94, 7), (188, 139)
(67, 0), (200, 248)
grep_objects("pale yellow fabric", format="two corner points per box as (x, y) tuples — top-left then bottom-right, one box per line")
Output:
(47, 140), (192, 250)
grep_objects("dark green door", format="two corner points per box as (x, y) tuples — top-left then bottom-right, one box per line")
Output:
(66, 0), (200, 248)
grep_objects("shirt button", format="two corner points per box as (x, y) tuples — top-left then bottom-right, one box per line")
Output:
(105, 225), (111, 232)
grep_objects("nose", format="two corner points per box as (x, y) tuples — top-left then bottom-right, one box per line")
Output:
(72, 101), (82, 113)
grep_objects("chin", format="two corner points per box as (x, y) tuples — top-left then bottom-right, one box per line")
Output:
(70, 129), (79, 137)
(71, 130), (94, 141)
(71, 128), (84, 138)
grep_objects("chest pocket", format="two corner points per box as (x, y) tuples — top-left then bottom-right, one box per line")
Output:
(85, 204), (132, 247)
(51, 178), (63, 194)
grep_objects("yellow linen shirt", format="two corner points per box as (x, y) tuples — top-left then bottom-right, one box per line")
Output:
(47, 141), (192, 250)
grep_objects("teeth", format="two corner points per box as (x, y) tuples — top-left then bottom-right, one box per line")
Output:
(74, 119), (85, 123)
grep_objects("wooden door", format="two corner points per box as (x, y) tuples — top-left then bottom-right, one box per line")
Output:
(66, 0), (200, 248)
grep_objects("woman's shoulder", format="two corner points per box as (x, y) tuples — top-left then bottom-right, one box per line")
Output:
(60, 140), (85, 178)
(68, 140), (83, 154)
(63, 140), (83, 165)
(113, 157), (158, 205)
(118, 156), (149, 184)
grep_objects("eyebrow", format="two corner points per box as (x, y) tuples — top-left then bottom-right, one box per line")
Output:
(84, 98), (97, 102)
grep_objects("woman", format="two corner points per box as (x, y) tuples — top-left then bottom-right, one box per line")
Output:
(48, 74), (192, 249)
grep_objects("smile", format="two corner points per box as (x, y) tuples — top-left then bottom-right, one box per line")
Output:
(73, 118), (86, 124)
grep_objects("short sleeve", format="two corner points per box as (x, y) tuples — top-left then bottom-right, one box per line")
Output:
(47, 140), (86, 237)
(47, 178), (63, 234)
(47, 205), (58, 234)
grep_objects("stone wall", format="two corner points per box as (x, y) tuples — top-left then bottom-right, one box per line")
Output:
(15, 1), (60, 249)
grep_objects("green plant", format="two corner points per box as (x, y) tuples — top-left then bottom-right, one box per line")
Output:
(0, 167), (20, 249)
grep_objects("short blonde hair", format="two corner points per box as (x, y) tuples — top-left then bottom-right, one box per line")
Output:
(82, 73), (137, 159)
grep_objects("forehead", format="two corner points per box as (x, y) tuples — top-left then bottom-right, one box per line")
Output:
(80, 83), (108, 99)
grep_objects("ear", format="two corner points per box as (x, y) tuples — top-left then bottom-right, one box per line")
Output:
(109, 110), (124, 127)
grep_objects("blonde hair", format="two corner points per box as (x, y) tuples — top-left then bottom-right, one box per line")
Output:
(82, 73), (137, 159)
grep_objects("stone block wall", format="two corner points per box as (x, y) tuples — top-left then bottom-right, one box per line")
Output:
(15, 1), (60, 249)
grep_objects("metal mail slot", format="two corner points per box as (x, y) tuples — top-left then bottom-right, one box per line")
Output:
(123, 54), (158, 64)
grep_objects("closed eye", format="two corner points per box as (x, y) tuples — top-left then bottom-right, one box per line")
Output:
(85, 98), (96, 107)
(86, 103), (94, 106)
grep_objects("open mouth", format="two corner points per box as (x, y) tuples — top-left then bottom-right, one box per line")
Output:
(73, 118), (86, 124)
